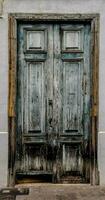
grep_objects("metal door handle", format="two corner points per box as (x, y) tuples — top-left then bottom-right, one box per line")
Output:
(48, 99), (53, 126)
(82, 74), (87, 95)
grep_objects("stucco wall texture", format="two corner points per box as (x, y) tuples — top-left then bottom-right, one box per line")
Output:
(0, 0), (105, 186)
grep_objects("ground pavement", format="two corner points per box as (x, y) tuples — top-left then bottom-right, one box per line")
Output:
(16, 184), (105, 200)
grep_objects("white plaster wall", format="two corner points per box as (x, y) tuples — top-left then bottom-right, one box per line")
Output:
(0, 0), (105, 186)
(0, 133), (8, 186)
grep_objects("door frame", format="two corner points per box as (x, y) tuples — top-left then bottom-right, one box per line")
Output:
(8, 13), (99, 186)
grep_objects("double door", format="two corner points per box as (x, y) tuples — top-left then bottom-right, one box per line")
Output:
(16, 22), (91, 183)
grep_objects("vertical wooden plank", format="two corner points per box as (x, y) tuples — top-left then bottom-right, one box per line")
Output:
(46, 25), (54, 134)
(16, 24), (24, 172)
(90, 17), (99, 185)
(17, 24), (49, 174)
(23, 62), (44, 133)
(53, 24), (63, 182)
(28, 63), (43, 132)
(8, 15), (17, 186)
(63, 62), (83, 134)
(61, 25), (85, 182)
(45, 24), (55, 176)
(8, 16), (17, 117)
(53, 24), (62, 134)
(83, 24), (91, 182)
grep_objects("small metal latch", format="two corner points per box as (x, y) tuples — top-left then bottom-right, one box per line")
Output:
(48, 99), (53, 126)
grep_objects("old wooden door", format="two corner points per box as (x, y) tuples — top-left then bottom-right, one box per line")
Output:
(16, 22), (91, 183)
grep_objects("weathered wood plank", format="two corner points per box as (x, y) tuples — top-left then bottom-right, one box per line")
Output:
(9, 13), (100, 21)
(60, 24), (85, 181)
(8, 15), (17, 186)
(8, 16), (17, 117)
(90, 17), (99, 185)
